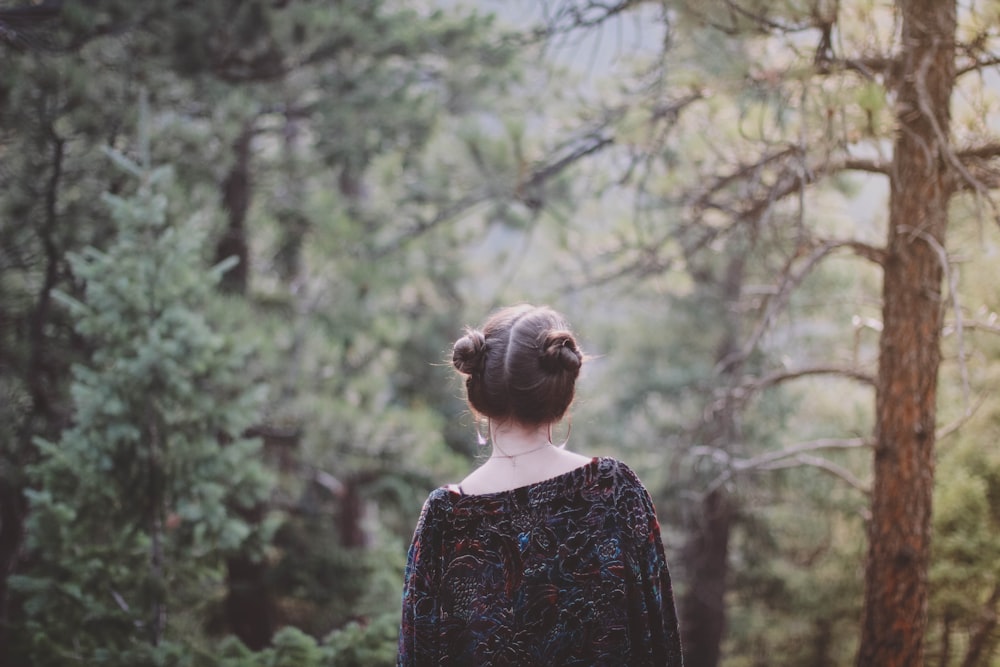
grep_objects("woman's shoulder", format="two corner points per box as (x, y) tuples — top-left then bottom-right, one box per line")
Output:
(594, 455), (647, 488)
(415, 487), (455, 525)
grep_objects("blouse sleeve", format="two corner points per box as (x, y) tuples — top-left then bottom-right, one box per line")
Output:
(620, 465), (685, 666)
(398, 490), (446, 666)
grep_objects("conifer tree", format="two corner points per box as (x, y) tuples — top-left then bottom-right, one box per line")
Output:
(10, 139), (273, 666)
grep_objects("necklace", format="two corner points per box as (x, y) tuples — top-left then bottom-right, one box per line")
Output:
(491, 441), (553, 466)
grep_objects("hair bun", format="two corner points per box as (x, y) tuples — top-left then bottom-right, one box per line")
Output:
(452, 328), (487, 375)
(540, 331), (582, 374)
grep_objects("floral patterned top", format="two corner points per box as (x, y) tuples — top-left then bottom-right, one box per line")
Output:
(397, 457), (683, 666)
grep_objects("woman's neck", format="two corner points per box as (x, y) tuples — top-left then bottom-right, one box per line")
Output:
(489, 421), (552, 461)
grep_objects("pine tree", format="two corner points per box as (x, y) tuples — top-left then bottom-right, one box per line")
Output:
(10, 138), (273, 666)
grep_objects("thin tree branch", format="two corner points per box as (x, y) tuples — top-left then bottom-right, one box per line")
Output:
(813, 237), (887, 264)
(900, 225), (970, 411)
(532, 0), (642, 38)
(956, 54), (1000, 78)
(702, 437), (873, 495)
(373, 192), (491, 259)
(946, 318), (1000, 335)
(911, 48), (1000, 227)
(743, 364), (876, 394)
(957, 143), (1000, 161)
(516, 133), (614, 207)
(935, 395), (986, 443)
(759, 454), (870, 494)
(717, 239), (841, 374)
(734, 437), (872, 472)
(843, 158), (891, 175)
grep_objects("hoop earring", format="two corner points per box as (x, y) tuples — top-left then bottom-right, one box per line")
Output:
(476, 417), (490, 448)
(548, 418), (571, 449)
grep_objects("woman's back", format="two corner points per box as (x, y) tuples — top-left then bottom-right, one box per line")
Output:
(398, 457), (683, 666)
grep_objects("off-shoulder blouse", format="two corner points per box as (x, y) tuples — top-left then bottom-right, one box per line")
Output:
(397, 457), (683, 666)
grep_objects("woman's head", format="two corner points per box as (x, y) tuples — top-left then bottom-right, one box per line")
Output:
(452, 304), (583, 426)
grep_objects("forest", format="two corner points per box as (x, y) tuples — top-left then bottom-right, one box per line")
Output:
(1, 0), (999, 665)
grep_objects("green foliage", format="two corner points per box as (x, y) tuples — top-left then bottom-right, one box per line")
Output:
(4, 0), (996, 664)
(197, 615), (398, 667)
(325, 614), (399, 667)
(3, 1), (524, 662)
(10, 154), (273, 665)
(926, 213), (1000, 665)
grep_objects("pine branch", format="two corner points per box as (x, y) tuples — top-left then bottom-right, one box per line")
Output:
(532, 0), (642, 38)
(0, 2), (60, 51)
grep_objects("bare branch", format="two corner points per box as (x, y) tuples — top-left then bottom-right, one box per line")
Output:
(743, 364), (876, 394)
(374, 192), (492, 258)
(957, 143), (1000, 161)
(684, 0), (815, 36)
(956, 143), (1000, 192)
(689, 146), (802, 211)
(946, 317), (1000, 336)
(936, 395), (987, 442)
(735, 437), (872, 472)
(843, 158), (891, 175)
(531, 0), (642, 39)
(760, 454), (870, 494)
(911, 48), (1000, 227)
(516, 133), (615, 207)
(957, 54), (1000, 78)
(377, 125), (616, 259)
(717, 239), (842, 373)
(702, 437), (873, 495)
(815, 56), (896, 80)
(814, 237), (887, 264)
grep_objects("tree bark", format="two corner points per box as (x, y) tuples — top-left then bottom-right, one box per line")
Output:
(679, 249), (745, 667)
(857, 2), (956, 665)
(216, 122), (254, 294)
(0, 478), (27, 665)
(224, 500), (277, 651)
(679, 488), (733, 667)
(960, 584), (1000, 667)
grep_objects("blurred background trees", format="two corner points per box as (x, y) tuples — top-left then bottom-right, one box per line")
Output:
(0, 0), (998, 666)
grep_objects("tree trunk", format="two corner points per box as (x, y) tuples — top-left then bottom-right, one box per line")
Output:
(0, 478), (27, 664)
(812, 618), (834, 667)
(216, 122), (254, 294)
(679, 488), (733, 667)
(938, 613), (952, 667)
(338, 479), (370, 549)
(679, 249), (745, 667)
(960, 584), (1000, 667)
(857, 2), (956, 665)
(224, 508), (277, 652)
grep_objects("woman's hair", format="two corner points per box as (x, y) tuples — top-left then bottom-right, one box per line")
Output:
(452, 304), (583, 425)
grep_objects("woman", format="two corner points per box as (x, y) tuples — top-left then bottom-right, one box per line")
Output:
(398, 304), (683, 666)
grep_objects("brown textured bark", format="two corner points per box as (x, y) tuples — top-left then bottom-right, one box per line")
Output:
(679, 250), (745, 667)
(338, 479), (369, 549)
(812, 618), (835, 667)
(960, 585), (1000, 667)
(224, 502), (276, 650)
(857, 2), (956, 665)
(216, 123), (254, 294)
(679, 488), (733, 667)
(0, 130), (68, 663)
(0, 478), (27, 664)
